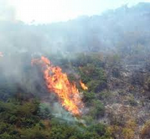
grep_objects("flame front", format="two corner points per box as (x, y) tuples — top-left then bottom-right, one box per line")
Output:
(80, 81), (88, 90)
(32, 56), (84, 115)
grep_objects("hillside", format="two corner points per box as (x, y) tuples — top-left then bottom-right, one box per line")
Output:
(0, 2), (150, 139)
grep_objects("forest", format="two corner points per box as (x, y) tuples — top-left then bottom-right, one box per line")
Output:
(0, 2), (150, 139)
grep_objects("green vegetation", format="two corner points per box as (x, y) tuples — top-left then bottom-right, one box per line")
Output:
(0, 53), (113, 139)
(0, 51), (150, 139)
(0, 98), (111, 139)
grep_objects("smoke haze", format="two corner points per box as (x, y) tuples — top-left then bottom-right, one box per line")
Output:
(0, 1), (150, 119)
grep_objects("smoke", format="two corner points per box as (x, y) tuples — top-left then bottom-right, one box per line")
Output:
(0, 0), (16, 21)
(0, 2), (150, 55)
(0, 2), (150, 121)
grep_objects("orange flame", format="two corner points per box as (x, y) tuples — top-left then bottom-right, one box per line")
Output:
(32, 56), (84, 115)
(80, 81), (88, 90)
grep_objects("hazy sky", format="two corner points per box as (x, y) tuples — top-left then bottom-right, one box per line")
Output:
(3, 0), (150, 23)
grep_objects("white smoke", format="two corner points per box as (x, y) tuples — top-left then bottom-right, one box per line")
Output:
(0, 0), (16, 21)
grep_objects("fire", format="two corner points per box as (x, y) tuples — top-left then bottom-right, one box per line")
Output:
(32, 56), (84, 115)
(80, 81), (88, 90)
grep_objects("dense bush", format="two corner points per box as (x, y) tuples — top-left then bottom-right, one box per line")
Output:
(0, 98), (112, 139)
